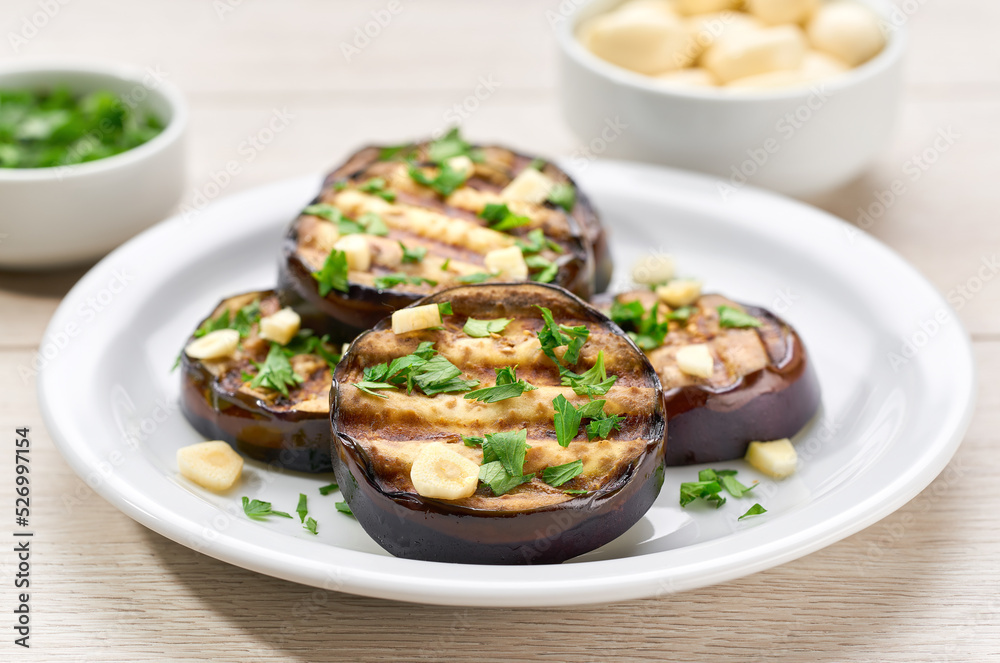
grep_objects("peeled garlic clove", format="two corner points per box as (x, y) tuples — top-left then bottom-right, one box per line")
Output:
(703, 25), (807, 84)
(656, 280), (703, 307)
(392, 303), (443, 334)
(259, 307), (301, 346)
(675, 0), (741, 15)
(745, 438), (797, 478)
(185, 329), (240, 360)
(632, 253), (676, 286)
(333, 234), (372, 272)
(410, 443), (480, 500)
(582, 8), (693, 74)
(500, 167), (555, 204)
(484, 246), (529, 281)
(745, 0), (820, 25)
(807, 1), (886, 67)
(676, 343), (715, 378)
(177, 440), (244, 492)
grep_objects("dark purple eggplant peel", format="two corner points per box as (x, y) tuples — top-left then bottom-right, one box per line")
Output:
(600, 290), (821, 466)
(279, 132), (612, 344)
(330, 283), (665, 565)
(179, 290), (341, 473)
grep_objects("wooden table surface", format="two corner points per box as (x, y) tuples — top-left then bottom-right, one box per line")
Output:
(1, 1), (998, 660)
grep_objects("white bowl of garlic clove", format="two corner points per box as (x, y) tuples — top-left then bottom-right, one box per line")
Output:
(556, 0), (905, 197)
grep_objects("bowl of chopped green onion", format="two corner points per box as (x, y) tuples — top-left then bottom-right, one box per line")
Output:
(0, 61), (187, 269)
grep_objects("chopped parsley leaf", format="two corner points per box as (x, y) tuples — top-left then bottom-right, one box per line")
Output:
(312, 249), (350, 296)
(739, 503), (767, 520)
(515, 228), (562, 254)
(303, 517), (318, 535)
(552, 394), (583, 447)
(547, 182), (576, 211)
(464, 366), (536, 403)
(335, 501), (354, 516)
(480, 429), (529, 477)
(427, 127), (483, 164)
(541, 459), (583, 487)
(359, 211), (389, 235)
(318, 483), (339, 496)
(353, 342), (480, 398)
(454, 271), (497, 284)
(242, 496), (293, 520)
(408, 161), (468, 196)
(718, 305), (762, 328)
(462, 435), (484, 447)
(296, 493), (308, 523)
(479, 202), (530, 232)
(249, 343), (304, 398)
(378, 142), (417, 161)
(358, 177), (396, 202)
(463, 317), (512, 338)
(400, 242), (427, 263)
(373, 273), (438, 290)
(479, 461), (533, 496)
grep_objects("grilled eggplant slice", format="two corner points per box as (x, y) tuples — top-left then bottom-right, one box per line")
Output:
(601, 290), (821, 466)
(179, 290), (341, 473)
(331, 283), (665, 564)
(279, 131), (611, 343)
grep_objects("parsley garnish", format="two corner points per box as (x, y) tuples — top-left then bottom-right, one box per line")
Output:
(552, 394), (621, 446)
(611, 299), (694, 349)
(718, 305), (762, 328)
(303, 517), (319, 534)
(679, 469), (760, 510)
(541, 459), (583, 487)
(249, 342), (304, 398)
(552, 394), (583, 447)
(463, 317), (512, 338)
(562, 350), (617, 396)
(352, 342), (479, 398)
(535, 306), (590, 375)
(193, 300), (260, 339)
(476, 429), (534, 496)
(318, 483), (339, 495)
(454, 271), (497, 284)
(296, 493), (308, 523)
(378, 142), (417, 161)
(335, 501), (354, 516)
(479, 462), (533, 496)
(359, 211), (389, 235)
(529, 158), (546, 170)
(242, 496), (293, 520)
(358, 177), (396, 202)
(283, 330), (341, 370)
(462, 435), (484, 447)
(373, 273), (438, 290)
(438, 301), (453, 316)
(515, 228), (562, 254)
(739, 503), (767, 520)
(479, 203), (530, 232)
(400, 242), (427, 263)
(312, 249), (350, 296)
(408, 161), (468, 196)
(547, 182), (576, 211)
(464, 366), (536, 403)
(526, 255), (558, 283)
(427, 127), (483, 164)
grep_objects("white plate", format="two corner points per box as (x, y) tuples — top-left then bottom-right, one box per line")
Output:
(39, 161), (976, 607)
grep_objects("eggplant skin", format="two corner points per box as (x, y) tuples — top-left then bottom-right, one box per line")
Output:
(179, 290), (334, 473)
(662, 304), (820, 466)
(330, 283), (665, 565)
(278, 140), (611, 343)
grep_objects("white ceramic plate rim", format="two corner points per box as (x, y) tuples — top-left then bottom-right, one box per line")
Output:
(38, 162), (976, 607)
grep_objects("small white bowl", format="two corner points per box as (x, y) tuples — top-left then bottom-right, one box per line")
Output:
(557, 0), (905, 197)
(0, 61), (187, 269)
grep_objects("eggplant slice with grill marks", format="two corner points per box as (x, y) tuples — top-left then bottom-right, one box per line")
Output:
(330, 283), (665, 565)
(601, 289), (821, 466)
(279, 130), (611, 343)
(179, 290), (342, 473)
